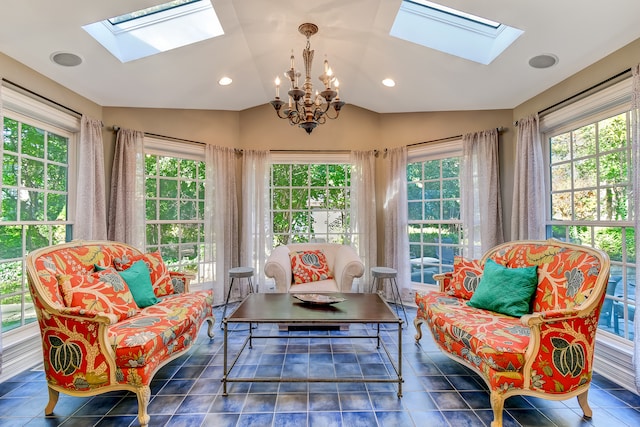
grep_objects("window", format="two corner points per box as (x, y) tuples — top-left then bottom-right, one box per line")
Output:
(143, 145), (207, 283)
(547, 111), (635, 340)
(82, 0), (223, 63)
(270, 159), (351, 246)
(390, 0), (523, 64)
(1, 112), (75, 333)
(407, 141), (463, 285)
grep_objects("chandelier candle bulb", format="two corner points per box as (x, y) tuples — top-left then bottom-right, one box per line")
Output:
(270, 23), (345, 134)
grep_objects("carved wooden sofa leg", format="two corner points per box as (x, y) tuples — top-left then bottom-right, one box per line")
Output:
(136, 385), (151, 427)
(45, 386), (59, 415)
(490, 391), (505, 427)
(414, 317), (424, 342)
(206, 317), (215, 339)
(577, 389), (593, 419)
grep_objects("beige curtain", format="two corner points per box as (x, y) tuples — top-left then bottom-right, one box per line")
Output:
(511, 114), (546, 240)
(205, 145), (238, 305)
(350, 150), (377, 291)
(461, 129), (504, 258)
(383, 147), (411, 299)
(240, 150), (271, 293)
(75, 116), (107, 240)
(107, 128), (145, 249)
(631, 64), (640, 393)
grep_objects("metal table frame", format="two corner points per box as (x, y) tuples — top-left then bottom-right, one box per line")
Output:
(221, 293), (403, 398)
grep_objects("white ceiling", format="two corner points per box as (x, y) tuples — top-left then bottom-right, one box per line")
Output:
(1, 0), (639, 114)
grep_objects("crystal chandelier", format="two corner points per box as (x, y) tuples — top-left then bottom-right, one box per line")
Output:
(270, 23), (345, 135)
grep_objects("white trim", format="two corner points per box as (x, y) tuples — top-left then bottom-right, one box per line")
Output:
(408, 139), (463, 161)
(1, 86), (80, 132)
(270, 152), (350, 164)
(540, 78), (632, 135)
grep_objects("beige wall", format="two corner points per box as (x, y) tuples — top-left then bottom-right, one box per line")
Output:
(5, 36), (639, 256)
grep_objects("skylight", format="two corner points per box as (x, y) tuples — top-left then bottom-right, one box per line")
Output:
(390, 0), (523, 65)
(83, 0), (223, 63)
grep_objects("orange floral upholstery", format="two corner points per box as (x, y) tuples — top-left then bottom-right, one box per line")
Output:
(58, 268), (139, 321)
(289, 249), (334, 284)
(26, 240), (215, 427)
(414, 239), (610, 427)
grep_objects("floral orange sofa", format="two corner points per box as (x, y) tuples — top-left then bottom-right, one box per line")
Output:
(25, 240), (215, 427)
(414, 239), (610, 427)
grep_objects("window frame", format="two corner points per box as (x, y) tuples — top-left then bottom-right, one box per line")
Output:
(0, 85), (79, 341)
(407, 139), (463, 291)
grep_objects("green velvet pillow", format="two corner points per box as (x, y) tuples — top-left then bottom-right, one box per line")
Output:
(95, 260), (159, 308)
(467, 259), (538, 317)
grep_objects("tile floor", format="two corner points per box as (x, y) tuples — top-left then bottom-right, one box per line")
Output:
(0, 304), (639, 426)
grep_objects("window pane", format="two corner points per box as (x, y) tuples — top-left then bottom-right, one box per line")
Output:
(48, 133), (68, 163)
(550, 133), (570, 162)
(598, 113), (627, 152)
(3, 117), (19, 152)
(550, 163), (571, 191)
(20, 190), (45, 221)
(2, 153), (18, 186)
(46, 193), (67, 221)
(21, 124), (45, 159)
(573, 124), (596, 158)
(1, 189), (18, 221)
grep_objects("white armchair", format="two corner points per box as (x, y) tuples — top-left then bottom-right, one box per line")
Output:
(264, 243), (365, 293)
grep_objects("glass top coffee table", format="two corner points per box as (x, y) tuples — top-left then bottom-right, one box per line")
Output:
(222, 292), (403, 397)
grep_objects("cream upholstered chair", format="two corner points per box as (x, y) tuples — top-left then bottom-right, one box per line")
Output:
(264, 243), (364, 293)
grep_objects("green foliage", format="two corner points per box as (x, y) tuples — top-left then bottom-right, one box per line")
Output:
(271, 163), (350, 244)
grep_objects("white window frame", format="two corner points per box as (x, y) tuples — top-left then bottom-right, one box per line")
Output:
(142, 137), (207, 284)
(0, 85), (79, 380)
(407, 140), (463, 294)
(540, 77), (636, 391)
(269, 152), (352, 245)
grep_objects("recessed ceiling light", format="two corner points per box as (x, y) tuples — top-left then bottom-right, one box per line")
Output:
(218, 76), (232, 86)
(382, 78), (396, 87)
(528, 54), (558, 69)
(50, 52), (83, 67)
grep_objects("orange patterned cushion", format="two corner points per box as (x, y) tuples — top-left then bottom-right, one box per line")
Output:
(289, 250), (333, 284)
(448, 256), (483, 299)
(114, 252), (174, 297)
(58, 268), (138, 321)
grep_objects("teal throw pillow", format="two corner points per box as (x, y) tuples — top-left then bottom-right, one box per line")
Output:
(95, 260), (159, 308)
(467, 259), (538, 317)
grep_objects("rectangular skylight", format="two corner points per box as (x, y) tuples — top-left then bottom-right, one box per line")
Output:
(390, 1), (523, 65)
(83, 0), (223, 63)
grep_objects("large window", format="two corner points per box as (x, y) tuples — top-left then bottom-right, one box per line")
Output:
(546, 110), (635, 340)
(144, 149), (207, 282)
(271, 161), (351, 246)
(1, 113), (74, 332)
(407, 142), (463, 285)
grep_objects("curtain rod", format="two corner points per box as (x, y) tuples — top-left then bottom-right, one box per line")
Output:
(538, 68), (631, 116)
(270, 149), (351, 153)
(406, 126), (506, 148)
(111, 126), (206, 146)
(2, 78), (83, 117)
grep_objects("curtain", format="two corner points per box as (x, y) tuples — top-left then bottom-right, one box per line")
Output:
(107, 128), (145, 249)
(349, 150), (377, 291)
(383, 147), (410, 299)
(75, 116), (107, 240)
(631, 64), (640, 393)
(240, 150), (271, 294)
(205, 145), (238, 305)
(461, 129), (504, 258)
(511, 114), (546, 240)
(0, 84), (3, 373)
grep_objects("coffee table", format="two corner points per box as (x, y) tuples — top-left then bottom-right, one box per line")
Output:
(222, 292), (403, 397)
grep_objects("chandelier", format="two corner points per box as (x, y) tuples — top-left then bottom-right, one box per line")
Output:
(270, 23), (345, 135)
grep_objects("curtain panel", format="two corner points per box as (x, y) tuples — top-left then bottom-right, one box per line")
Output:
(461, 129), (504, 258)
(107, 128), (145, 249)
(75, 115), (107, 240)
(631, 65), (640, 393)
(383, 147), (410, 299)
(511, 114), (546, 240)
(240, 150), (271, 293)
(205, 145), (239, 305)
(349, 150), (377, 291)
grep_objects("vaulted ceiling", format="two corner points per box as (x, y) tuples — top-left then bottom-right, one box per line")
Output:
(1, 0), (639, 113)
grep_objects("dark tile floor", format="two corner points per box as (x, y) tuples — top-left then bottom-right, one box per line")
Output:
(0, 304), (639, 426)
